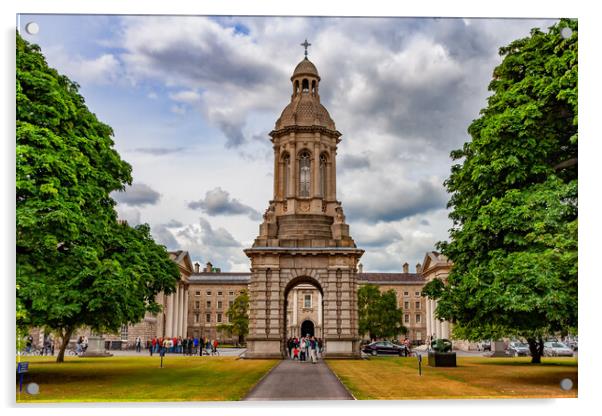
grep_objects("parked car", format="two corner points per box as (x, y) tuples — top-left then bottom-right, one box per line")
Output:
(564, 337), (578, 351)
(507, 341), (530, 357)
(362, 341), (408, 356)
(543, 342), (574, 357)
(477, 340), (491, 351)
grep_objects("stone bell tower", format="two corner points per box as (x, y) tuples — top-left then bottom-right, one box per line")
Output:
(244, 42), (364, 359)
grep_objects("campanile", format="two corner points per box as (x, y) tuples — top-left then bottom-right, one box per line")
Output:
(244, 44), (363, 358)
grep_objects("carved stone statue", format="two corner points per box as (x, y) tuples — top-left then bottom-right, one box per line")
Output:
(263, 202), (276, 223)
(335, 206), (346, 223)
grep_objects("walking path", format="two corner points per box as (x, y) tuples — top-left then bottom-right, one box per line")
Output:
(244, 359), (354, 401)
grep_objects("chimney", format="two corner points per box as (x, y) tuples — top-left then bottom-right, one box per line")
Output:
(205, 262), (213, 273)
(194, 262), (200, 273)
(403, 262), (409, 273)
(358, 263), (363, 274)
(416, 263), (422, 274)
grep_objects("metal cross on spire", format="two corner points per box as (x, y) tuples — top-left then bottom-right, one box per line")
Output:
(301, 39), (311, 58)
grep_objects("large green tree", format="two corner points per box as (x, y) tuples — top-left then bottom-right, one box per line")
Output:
(217, 289), (249, 345)
(358, 284), (406, 340)
(16, 33), (180, 362)
(433, 19), (577, 363)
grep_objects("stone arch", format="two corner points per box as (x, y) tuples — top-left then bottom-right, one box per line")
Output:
(282, 273), (324, 353)
(298, 150), (312, 197)
(302, 78), (309, 93)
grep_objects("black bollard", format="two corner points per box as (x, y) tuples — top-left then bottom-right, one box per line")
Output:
(418, 354), (422, 376)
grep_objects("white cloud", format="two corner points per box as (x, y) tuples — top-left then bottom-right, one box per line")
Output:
(44, 46), (121, 85)
(31, 15), (559, 271)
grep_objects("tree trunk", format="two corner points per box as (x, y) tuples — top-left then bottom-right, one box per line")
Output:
(527, 337), (544, 364)
(56, 327), (74, 363)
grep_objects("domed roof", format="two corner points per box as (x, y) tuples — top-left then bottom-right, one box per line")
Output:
(291, 57), (320, 80)
(275, 94), (335, 130)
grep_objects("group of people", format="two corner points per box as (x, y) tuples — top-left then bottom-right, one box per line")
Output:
(146, 336), (219, 356)
(287, 336), (322, 363)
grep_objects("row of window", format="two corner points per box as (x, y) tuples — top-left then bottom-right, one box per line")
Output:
(403, 291), (422, 297)
(404, 314), (422, 324)
(194, 313), (226, 324)
(195, 290), (238, 297)
(194, 300), (234, 310)
(402, 301), (422, 310)
(281, 151), (328, 198)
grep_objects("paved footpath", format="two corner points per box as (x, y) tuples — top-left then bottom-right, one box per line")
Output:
(244, 359), (353, 401)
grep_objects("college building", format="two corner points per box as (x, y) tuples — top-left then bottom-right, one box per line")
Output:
(30, 52), (473, 354)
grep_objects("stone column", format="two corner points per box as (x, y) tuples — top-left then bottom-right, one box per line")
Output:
(293, 289), (298, 327)
(428, 299), (434, 339)
(166, 292), (174, 337)
(425, 298), (431, 340)
(435, 299), (442, 339)
(441, 320), (450, 339)
(318, 291), (323, 326)
(313, 141), (320, 197)
(173, 285), (180, 337)
(330, 146), (337, 199)
(179, 286), (186, 336)
(273, 145), (279, 198)
(289, 139), (297, 197)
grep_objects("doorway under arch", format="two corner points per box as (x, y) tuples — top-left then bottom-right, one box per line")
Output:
(283, 276), (323, 354)
(300, 320), (315, 337)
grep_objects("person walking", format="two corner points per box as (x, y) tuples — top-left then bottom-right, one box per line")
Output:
(135, 336), (142, 353)
(310, 336), (318, 363)
(299, 336), (306, 362)
(212, 339), (219, 355)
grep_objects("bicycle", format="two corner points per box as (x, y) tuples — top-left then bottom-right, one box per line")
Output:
(19, 348), (41, 356)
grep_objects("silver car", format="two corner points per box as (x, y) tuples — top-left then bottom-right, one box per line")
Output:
(543, 342), (574, 357)
(508, 341), (530, 357)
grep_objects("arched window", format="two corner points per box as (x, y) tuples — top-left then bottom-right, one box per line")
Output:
(282, 153), (290, 197)
(299, 151), (311, 197)
(294, 80), (299, 95)
(302, 79), (309, 93)
(311, 80), (316, 94)
(320, 153), (327, 197)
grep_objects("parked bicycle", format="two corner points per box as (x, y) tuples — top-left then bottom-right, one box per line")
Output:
(19, 347), (42, 356)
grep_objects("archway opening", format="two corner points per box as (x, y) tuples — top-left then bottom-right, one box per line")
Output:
(282, 276), (323, 356)
(300, 320), (315, 337)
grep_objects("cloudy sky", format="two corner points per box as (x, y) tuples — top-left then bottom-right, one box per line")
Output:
(18, 15), (558, 272)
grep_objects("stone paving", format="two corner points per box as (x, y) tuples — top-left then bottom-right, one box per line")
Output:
(244, 359), (353, 401)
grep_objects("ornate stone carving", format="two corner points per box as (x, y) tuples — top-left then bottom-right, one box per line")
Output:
(335, 206), (346, 223)
(300, 201), (310, 212)
(263, 202), (276, 223)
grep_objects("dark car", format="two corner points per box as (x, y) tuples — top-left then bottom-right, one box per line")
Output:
(362, 341), (408, 356)
(507, 341), (530, 357)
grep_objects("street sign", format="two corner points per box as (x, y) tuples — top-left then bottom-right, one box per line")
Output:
(17, 362), (29, 392)
(17, 362), (29, 373)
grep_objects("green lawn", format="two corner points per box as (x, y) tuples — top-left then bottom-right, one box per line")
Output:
(327, 356), (578, 400)
(16, 355), (278, 402)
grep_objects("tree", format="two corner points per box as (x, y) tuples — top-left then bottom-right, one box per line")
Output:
(358, 284), (406, 340)
(217, 289), (249, 345)
(16, 33), (180, 362)
(434, 19), (578, 363)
